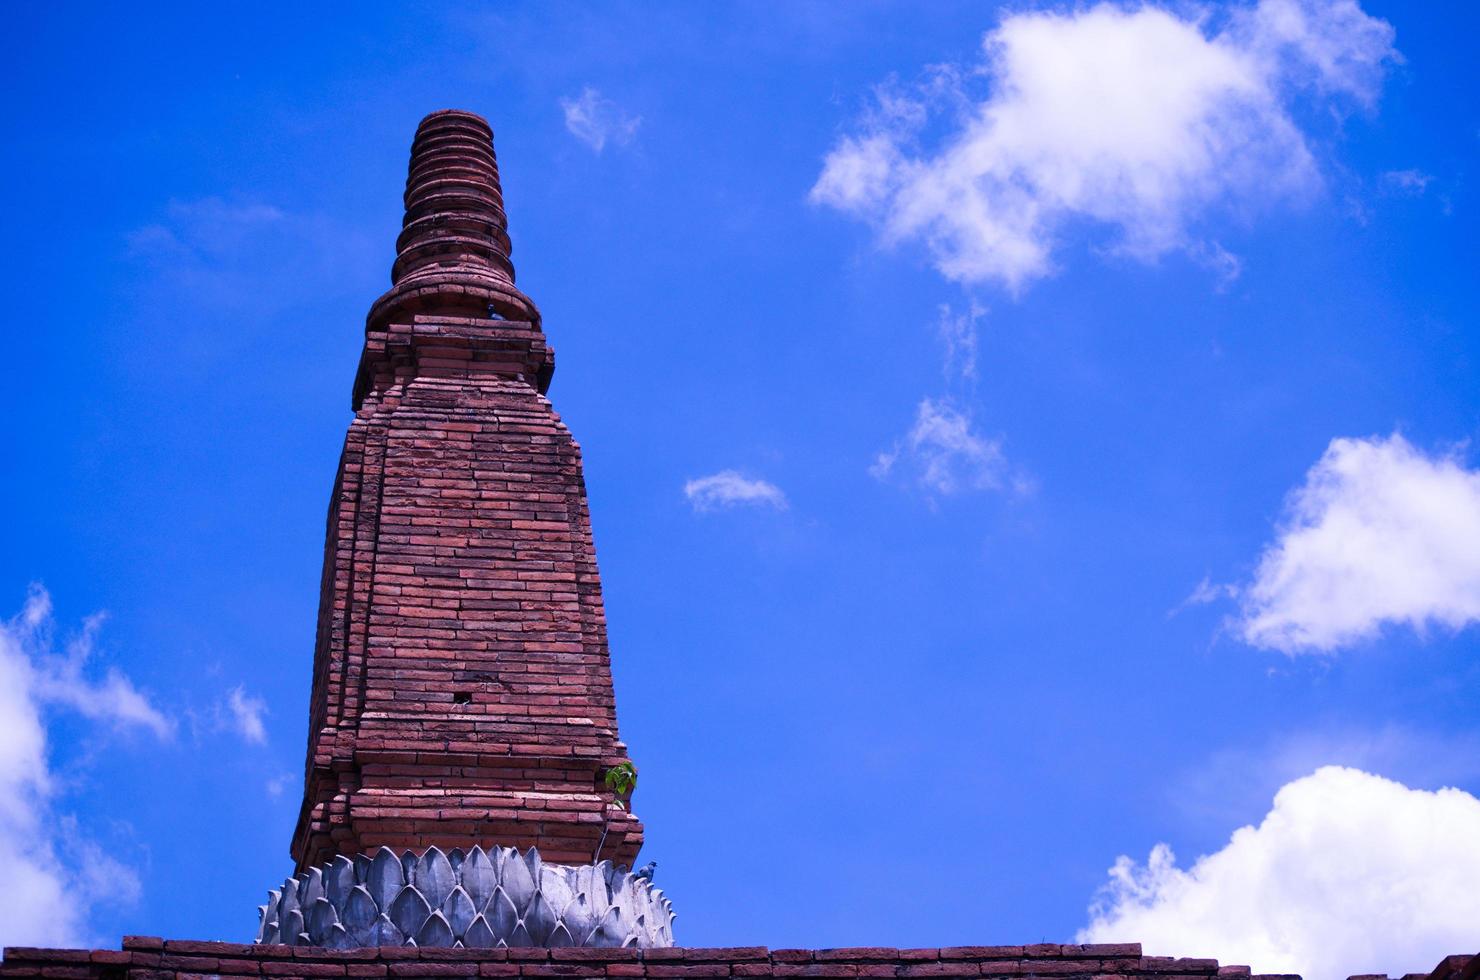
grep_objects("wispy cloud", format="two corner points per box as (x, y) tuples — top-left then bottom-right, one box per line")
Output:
(871, 398), (1027, 499)
(936, 302), (983, 384)
(226, 686), (268, 745)
(560, 87), (641, 152)
(1171, 725), (1480, 835)
(812, 0), (1398, 292)
(0, 586), (161, 948)
(19, 591), (172, 739)
(684, 471), (787, 512)
(1380, 168), (1433, 195)
(1081, 766), (1480, 980)
(123, 197), (375, 333)
(126, 199), (285, 261)
(1178, 576), (1239, 613)
(1233, 433), (1480, 653)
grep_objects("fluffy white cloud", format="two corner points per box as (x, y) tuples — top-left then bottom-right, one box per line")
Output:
(872, 398), (1024, 498)
(1080, 766), (1480, 980)
(227, 685), (268, 745)
(812, 0), (1397, 292)
(560, 87), (641, 152)
(0, 586), (164, 948)
(684, 470), (787, 512)
(1236, 434), (1480, 653)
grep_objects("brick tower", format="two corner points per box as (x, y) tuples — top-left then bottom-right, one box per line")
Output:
(293, 109), (644, 875)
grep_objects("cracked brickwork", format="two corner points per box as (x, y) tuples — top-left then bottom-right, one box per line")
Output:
(292, 110), (642, 871)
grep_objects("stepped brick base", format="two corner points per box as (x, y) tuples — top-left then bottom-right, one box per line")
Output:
(2, 942), (1472, 980)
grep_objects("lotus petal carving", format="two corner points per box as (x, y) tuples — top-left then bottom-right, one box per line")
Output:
(255, 846), (674, 949)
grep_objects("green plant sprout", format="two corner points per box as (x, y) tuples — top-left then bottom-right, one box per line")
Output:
(593, 761), (637, 863)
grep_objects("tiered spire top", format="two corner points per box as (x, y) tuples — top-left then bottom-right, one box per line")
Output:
(368, 110), (540, 328)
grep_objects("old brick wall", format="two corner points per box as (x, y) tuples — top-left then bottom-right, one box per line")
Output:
(0, 940), (1282, 980)
(5, 941), (1474, 980)
(5, 940), (1472, 980)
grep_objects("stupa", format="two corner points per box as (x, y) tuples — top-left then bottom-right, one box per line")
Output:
(263, 108), (668, 950)
(1, 110), (1471, 980)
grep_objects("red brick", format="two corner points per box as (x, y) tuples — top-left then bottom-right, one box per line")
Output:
(941, 950), (1023, 961)
(817, 952), (902, 964)
(1020, 962), (1098, 975)
(3, 954), (88, 965)
(550, 951), (638, 964)
(686, 952), (770, 964)
(160, 956), (221, 971)
(261, 963), (349, 977)
(85, 953), (128, 966)
(898, 965), (979, 977)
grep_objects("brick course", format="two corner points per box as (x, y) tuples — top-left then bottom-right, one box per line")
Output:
(2, 943), (1471, 980)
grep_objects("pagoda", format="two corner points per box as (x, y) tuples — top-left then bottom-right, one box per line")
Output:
(257, 109), (669, 950)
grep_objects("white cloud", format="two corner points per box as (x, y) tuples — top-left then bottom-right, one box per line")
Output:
(936, 302), (983, 383)
(0, 586), (162, 948)
(1080, 766), (1480, 980)
(1381, 169), (1433, 195)
(19, 591), (173, 739)
(1241, 0), (1398, 102)
(1236, 434), (1480, 653)
(812, 0), (1397, 292)
(226, 686), (268, 745)
(266, 773), (293, 799)
(127, 198), (285, 260)
(124, 197), (374, 331)
(1190, 240), (1245, 291)
(684, 470), (788, 512)
(1172, 726), (1480, 836)
(1172, 576), (1240, 617)
(872, 398), (1025, 498)
(560, 87), (641, 152)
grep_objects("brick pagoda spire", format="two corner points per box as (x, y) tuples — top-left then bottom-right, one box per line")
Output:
(293, 109), (643, 874)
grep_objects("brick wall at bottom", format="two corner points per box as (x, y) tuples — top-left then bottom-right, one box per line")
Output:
(0, 941), (1472, 980)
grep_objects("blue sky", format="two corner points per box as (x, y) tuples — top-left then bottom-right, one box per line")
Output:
(3, 2), (1478, 978)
